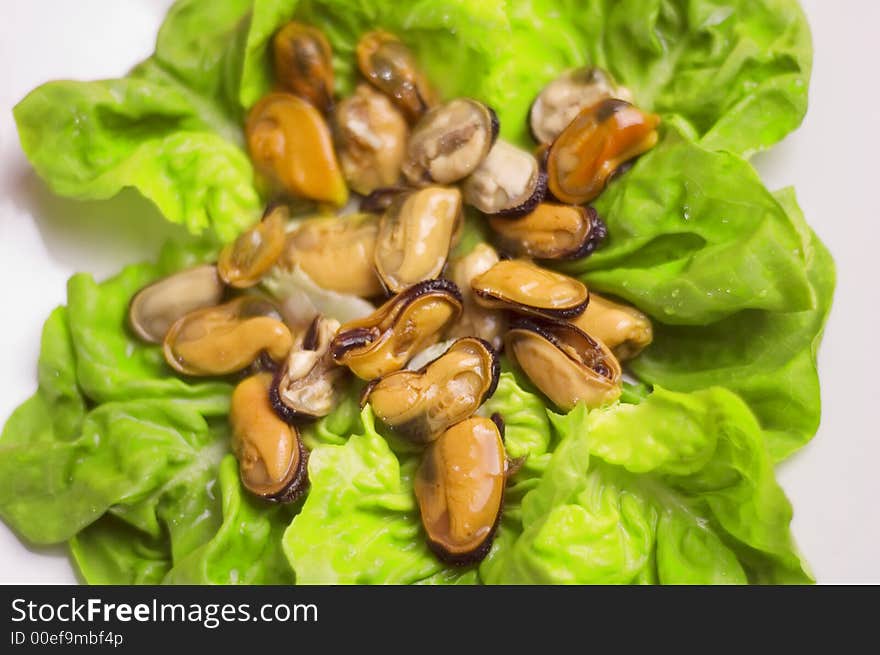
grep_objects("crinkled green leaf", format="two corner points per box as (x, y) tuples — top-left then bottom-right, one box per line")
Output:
(283, 408), (444, 584)
(631, 189), (835, 460)
(562, 127), (815, 324)
(164, 456), (295, 584)
(13, 5), (260, 241)
(483, 388), (811, 584)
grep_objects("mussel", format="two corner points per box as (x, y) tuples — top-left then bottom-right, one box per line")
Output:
(362, 337), (499, 444)
(461, 139), (546, 217)
(246, 92), (348, 206)
(272, 21), (335, 114)
(129, 265), (224, 343)
(374, 186), (463, 293)
(570, 293), (653, 361)
(505, 316), (622, 410)
(270, 315), (346, 421)
(546, 98), (660, 204)
(334, 83), (409, 195)
(471, 259), (589, 320)
(529, 67), (632, 145)
(356, 31), (435, 122)
(402, 98), (498, 186)
(281, 214), (384, 298)
(217, 205), (287, 288)
(163, 296), (293, 376)
(231, 373), (308, 502)
(488, 203), (607, 260)
(444, 243), (506, 350)
(330, 279), (463, 380)
(414, 416), (505, 564)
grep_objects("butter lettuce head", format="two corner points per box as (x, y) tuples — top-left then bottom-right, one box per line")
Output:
(2, 0), (830, 585)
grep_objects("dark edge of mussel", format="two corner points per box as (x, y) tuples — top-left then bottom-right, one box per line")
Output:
(549, 209), (608, 262)
(488, 106), (500, 147)
(263, 436), (310, 504)
(488, 170), (547, 220)
(490, 412), (505, 438)
(474, 282), (589, 320)
(329, 327), (377, 361)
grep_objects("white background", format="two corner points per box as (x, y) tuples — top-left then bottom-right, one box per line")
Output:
(0, 0), (877, 583)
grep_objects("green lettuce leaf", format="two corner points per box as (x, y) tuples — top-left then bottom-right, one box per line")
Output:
(493, 0), (811, 155)
(562, 126), (815, 324)
(482, 388), (810, 584)
(13, 2), (260, 241)
(70, 517), (172, 585)
(283, 407), (450, 584)
(631, 189), (835, 460)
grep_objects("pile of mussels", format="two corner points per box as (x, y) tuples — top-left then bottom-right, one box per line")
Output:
(127, 22), (660, 564)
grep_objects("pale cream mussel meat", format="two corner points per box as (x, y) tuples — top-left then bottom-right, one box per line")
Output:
(471, 258), (589, 320)
(444, 243), (506, 350)
(402, 98), (498, 186)
(461, 139), (546, 217)
(231, 373), (309, 502)
(334, 83), (409, 196)
(129, 265), (225, 344)
(414, 416), (506, 564)
(218, 204), (287, 289)
(570, 292), (653, 361)
(362, 337), (500, 444)
(272, 21), (336, 114)
(488, 203), (607, 261)
(356, 31), (436, 123)
(280, 213), (384, 298)
(359, 186), (409, 214)
(163, 296), (293, 376)
(330, 279), (463, 380)
(374, 186), (463, 293)
(270, 315), (346, 422)
(504, 315), (622, 411)
(529, 67), (633, 145)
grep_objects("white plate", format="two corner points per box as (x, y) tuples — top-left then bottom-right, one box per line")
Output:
(0, 0), (877, 584)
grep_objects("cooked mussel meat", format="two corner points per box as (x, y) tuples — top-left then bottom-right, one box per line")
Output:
(414, 416), (505, 563)
(334, 83), (409, 195)
(356, 31), (435, 122)
(330, 279), (462, 380)
(218, 205), (287, 288)
(546, 98), (660, 204)
(529, 67), (632, 145)
(231, 373), (308, 502)
(270, 315), (345, 421)
(374, 186), (462, 293)
(402, 98), (498, 186)
(363, 337), (499, 444)
(246, 92), (348, 206)
(505, 316), (622, 410)
(488, 203), (606, 260)
(163, 296), (292, 376)
(471, 259), (589, 319)
(281, 213), (383, 298)
(129, 265), (224, 343)
(444, 243), (505, 350)
(461, 139), (545, 217)
(272, 21), (335, 114)
(570, 292), (652, 361)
